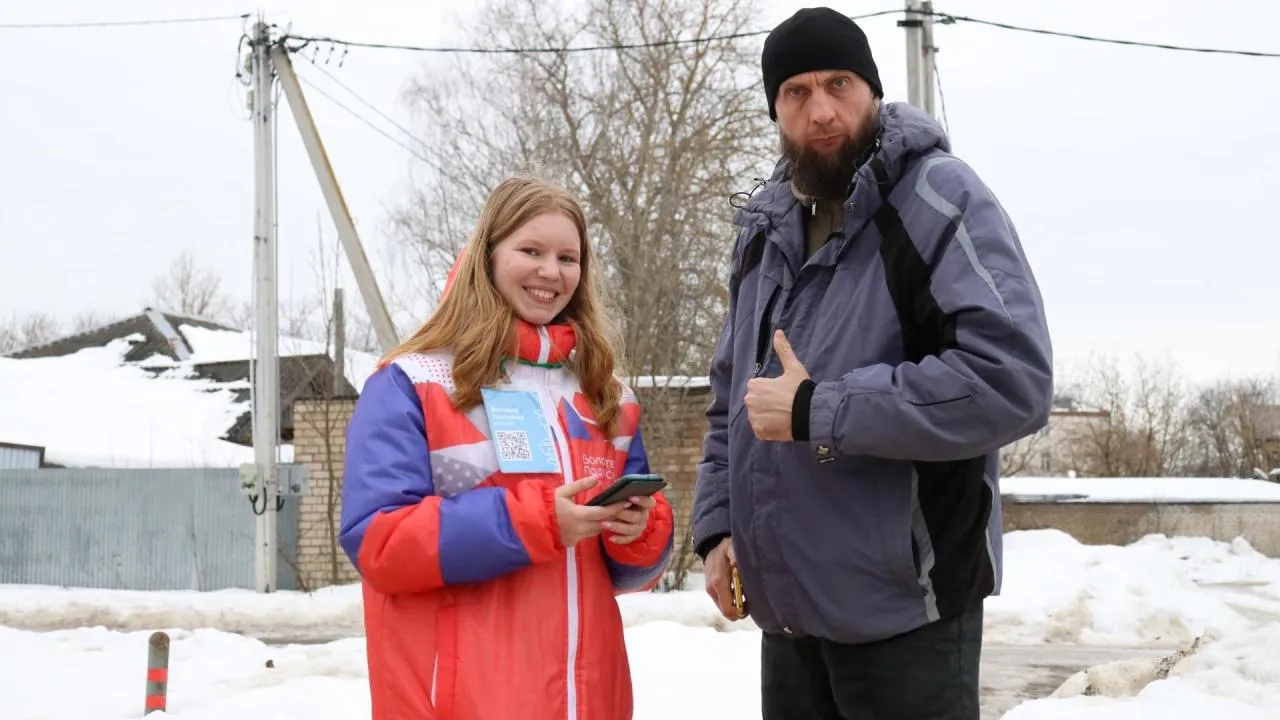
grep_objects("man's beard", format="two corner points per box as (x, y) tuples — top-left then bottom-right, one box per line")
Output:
(781, 111), (880, 200)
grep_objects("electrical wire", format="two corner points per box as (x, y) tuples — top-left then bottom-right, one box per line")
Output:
(278, 9), (1279, 60)
(0, 13), (249, 29)
(280, 9), (903, 54)
(929, 12), (1280, 59)
(297, 54), (425, 155)
(293, 70), (428, 163)
(933, 56), (951, 139)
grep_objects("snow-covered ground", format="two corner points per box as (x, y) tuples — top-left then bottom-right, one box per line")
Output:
(3, 529), (1280, 718)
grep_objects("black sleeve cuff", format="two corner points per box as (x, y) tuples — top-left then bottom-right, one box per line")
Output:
(695, 533), (730, 561)
(791, 378), (817, 441)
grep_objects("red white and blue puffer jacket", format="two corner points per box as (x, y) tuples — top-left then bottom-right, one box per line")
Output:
(339, 320), (674, 720)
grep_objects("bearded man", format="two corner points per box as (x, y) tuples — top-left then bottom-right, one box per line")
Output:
(691, 7), (1054, 719)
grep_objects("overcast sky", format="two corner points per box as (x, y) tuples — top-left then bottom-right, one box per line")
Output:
(2, 0), (1277, 386)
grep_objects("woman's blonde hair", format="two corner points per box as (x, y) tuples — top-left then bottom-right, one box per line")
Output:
(382, 176), (625, 435)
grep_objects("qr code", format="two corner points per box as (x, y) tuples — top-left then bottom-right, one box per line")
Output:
(495, 430), (533, 462)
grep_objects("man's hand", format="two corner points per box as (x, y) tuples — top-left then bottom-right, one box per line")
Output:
(603, 494), (656, 545)
(745, 329), (810, 441)
(553, 476), (627, 547)
(703, 536), (745, 620)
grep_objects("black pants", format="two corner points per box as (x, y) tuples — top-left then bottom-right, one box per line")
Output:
(761, 605), (983, 720)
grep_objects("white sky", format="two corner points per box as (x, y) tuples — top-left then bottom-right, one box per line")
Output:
(1, 0), (1277, 386)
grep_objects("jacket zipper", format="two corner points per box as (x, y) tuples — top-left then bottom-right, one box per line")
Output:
(534, 326), (579, 720)
(753, 285), (781, 376)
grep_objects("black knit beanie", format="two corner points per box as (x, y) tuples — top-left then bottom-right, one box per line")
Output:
(762, 7), (883, 121)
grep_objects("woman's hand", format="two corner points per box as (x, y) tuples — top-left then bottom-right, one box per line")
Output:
(602, 495), (656, 545)
(553, 476), (627, 547)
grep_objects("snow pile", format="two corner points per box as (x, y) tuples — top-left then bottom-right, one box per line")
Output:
(0, 625), (374, 720)
(4, 529), (1280, 718)
(985, 530), (1280, 646)
(0, 338), (254, 468)
(4, 531), (1279, 647)
(1005, 625), (1280, 719)
(0, 578), (758, 640)
(4, 604), (1280, 719)
(0, 583), (365, 640)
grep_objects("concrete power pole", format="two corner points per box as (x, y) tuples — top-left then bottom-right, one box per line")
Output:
(250, 18), (281, 594)
(271, 45), (400, 354)
(902, 0), (937, 119)
(333, 287), (345, 396)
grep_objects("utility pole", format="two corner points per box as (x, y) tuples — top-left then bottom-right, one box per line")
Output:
(250, 17), (280, 594)
(901, 0), (936, 119)
(333, 287), (345, 396)
(270, 45), (400, 354)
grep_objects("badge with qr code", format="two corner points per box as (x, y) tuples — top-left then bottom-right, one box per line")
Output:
(479, 388), (562, 475)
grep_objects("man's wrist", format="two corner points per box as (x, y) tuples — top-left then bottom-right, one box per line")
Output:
(695, 533), (730, 561)
(791, 378), (817, 441)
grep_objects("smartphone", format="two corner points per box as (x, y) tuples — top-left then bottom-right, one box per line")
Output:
(585, 473), (668, 506)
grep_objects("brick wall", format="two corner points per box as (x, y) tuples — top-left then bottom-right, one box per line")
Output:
(292, 397), (360, 591)
(634, 385), (713, 579)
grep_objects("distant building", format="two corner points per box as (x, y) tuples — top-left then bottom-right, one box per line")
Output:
(0, 441), (46, 469)
(1000, 395), (1110, 476)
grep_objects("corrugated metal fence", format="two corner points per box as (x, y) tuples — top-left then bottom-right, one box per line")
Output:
(0, 468), (298, 591)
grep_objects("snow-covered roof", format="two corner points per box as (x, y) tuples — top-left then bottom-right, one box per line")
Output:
(0, 334), (256, 468)
(0, 315), (381, 469)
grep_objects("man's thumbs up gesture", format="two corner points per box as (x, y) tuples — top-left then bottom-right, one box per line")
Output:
(745, 329), (811, 441)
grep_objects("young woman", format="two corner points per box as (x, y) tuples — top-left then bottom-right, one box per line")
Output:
(339, 177), (674, 720)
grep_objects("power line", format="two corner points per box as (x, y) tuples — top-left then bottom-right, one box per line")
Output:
(293, 69), (427, 163)
(282, 9), (904, 54)
(933, 12), (1280, 59)
(280, 9), (1279, 60)
(299, 54), (424, 153)
(0, 13), (249, 29)
(933, 57), (951, 139)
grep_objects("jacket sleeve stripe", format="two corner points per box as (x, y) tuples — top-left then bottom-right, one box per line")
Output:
(438, 487), (535, 584)
(339, 364), (436, 575)
(914, 156), (1011, 320)
(621, 427), (650, 477)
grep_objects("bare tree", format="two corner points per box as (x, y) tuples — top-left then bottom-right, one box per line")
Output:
(148, 250), (231, 321)
(1129, 356), (1194, 476)
(1066, 354), (1194, 477)
(1183, 378), (1279, 477)
(391, 0), (772, 376)
(0, 312), (62, 355)
(1000, 426), (1049, 476)
(69, 311), (109, 334)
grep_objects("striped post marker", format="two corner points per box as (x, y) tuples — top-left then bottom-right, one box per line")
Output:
(144, 631), (170, 715)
